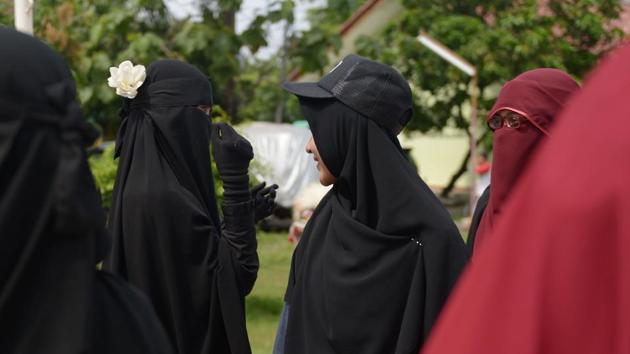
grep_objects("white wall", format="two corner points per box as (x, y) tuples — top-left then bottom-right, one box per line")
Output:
(400, 128), (472, 190)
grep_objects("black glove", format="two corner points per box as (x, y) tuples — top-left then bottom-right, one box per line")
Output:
(251, 182), (278, 222)
(211, 123), (253, 202)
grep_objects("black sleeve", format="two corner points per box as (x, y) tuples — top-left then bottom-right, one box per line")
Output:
(220, 200), (259, 296)
(467, 186), (491, 253)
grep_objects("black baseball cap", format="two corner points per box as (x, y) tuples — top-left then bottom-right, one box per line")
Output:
(283, 54), (413, 134)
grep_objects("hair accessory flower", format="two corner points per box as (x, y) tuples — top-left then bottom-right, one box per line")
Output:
(107, 60), (146, 99)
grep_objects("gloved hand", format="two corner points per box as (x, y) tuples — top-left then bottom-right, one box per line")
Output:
(211, 122), (253, 177)
(251, 182), (278, 222)
(211, 123), (253, 202)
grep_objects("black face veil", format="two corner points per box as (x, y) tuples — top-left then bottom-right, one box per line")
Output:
(0, 28), (172, 354)
(106, 60), (255, 354)
(283, 98), (468, 354)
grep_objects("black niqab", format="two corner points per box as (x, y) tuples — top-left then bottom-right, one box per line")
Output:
(284, 98), (468, 354)
(0, 28), (172, 354)
(106, 60), (256, 354)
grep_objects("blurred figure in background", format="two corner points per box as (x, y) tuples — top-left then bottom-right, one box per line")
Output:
(474, 151), (491, 200)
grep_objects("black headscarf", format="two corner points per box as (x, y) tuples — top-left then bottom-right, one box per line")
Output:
(283, 98), (468, 354)
(0, 28), (173, 354)
(106, 60), (255, 354)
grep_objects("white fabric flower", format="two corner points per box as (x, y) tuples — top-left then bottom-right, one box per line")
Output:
(107, 60), (146, 99)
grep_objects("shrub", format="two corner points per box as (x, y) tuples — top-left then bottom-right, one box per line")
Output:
(88, 144), (117, 209)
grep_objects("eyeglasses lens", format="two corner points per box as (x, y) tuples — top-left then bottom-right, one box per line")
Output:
(488, 116), (502, 130)
(506, 114), (521, 128)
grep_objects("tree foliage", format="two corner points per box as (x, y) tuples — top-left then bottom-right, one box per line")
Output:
(0, 1), (276, 134)
(23, 0), (174, 135)
(0, 1), (12, 24)
(0, 0), (368, 134)
(355, 0), (625, 133)
(289, 0), (366, 75)
(239, 0), (367, 123)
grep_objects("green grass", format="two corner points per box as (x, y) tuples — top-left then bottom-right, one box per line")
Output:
(247, 231), (295, 354)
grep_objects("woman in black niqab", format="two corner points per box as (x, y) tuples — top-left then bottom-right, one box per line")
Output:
(106, 59), (258, 354)
(282, 97), (468, 354)
(0, 28), (173, 354)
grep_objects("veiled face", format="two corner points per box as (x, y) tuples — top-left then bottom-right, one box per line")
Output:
(488, 109), (531, 132)
(305, 137), (337, 186)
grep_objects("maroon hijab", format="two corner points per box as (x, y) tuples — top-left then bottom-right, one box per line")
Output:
(474, 69), (579, 253)
(422, 42), (630, 354)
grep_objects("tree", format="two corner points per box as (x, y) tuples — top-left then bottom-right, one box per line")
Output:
(357, 0), (623, 132)
(239, 0), (368, 124)
(28, 0), (173, 135)
(354, 0), (624, 195)
(0, 0), (296, 135)
(0, 1), (12, 25)
(1, 0), (369, 131)
(288, 0), (367, 76)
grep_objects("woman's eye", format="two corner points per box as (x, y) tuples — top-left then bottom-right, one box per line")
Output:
(489, 116), (502, 129)
(508, 115), (522, 127)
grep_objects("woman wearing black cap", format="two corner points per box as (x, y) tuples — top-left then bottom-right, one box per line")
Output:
(0, 28), (173, 354)
(106, 59), (266, 354)
(275, 55), (469, 354)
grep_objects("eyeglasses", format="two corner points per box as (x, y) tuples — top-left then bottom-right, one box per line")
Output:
(487, 111), (528, 130)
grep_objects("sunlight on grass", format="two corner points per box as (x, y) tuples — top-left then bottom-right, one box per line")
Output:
(247, 231), (295, 354)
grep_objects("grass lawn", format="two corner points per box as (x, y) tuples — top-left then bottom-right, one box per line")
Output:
(247, 231), (295, 354)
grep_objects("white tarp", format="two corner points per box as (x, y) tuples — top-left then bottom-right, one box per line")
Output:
(241, 122), (320, 208)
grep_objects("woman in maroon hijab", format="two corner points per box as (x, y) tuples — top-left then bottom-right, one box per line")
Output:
(422, 42), (630, 354)
(467, 69), (579, 254)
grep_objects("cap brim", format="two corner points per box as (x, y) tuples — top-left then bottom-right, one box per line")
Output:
(282, 82), (334, 98)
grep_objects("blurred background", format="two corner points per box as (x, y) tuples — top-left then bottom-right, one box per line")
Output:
(2, 0), (629, 352)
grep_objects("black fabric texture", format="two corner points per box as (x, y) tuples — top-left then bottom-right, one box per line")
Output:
(106, 59), (257, 354)
(467, 186), (490, 253)
(283, 98), (469, 354)
(250, 182), (278, 222)
(0, 28), (173, 354)
(211, 122), (253, 202)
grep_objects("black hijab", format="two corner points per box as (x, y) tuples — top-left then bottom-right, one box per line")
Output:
(284, 98), (468, 354)
(0, 28), (172, 354)
(106, 60), (254, 354)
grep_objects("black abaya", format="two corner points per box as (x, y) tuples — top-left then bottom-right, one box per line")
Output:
(283, 98), (468, 354)
(0, 28), (173, 354)
(466, 186), (490, 252)
(106, 60), (257, 354)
